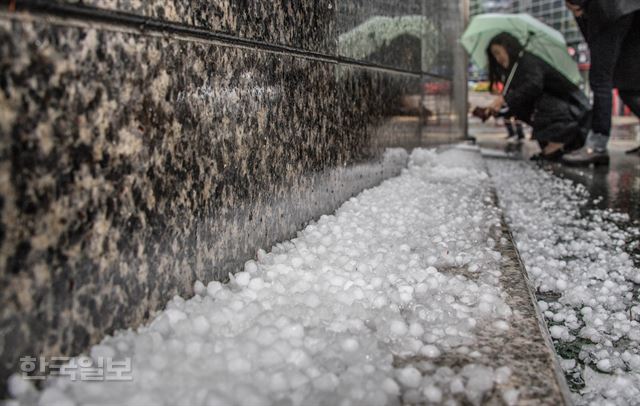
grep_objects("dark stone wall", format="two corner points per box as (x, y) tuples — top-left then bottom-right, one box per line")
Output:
(0, 0), (467, 392)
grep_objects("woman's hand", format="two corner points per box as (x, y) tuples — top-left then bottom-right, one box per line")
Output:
(488, 95), (505, 114)
(565, 1), (584, 17)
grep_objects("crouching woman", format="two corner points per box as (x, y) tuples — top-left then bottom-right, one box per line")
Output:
(484, 32), (591, 160)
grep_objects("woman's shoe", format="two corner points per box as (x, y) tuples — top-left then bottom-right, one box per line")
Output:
(530, 148), (564, 162)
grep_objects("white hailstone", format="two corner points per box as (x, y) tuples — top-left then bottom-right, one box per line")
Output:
(398, 285), (414, 302)
(422, 385), (442, 403)
(185, 341), (202, 357)
(415, 283), (428, 294)
(286, 349), (312, 368)
(556, 279), (568, 291)
(165, 309), (187, 325)
(206, 281), (223, 297)
(403, 388), (422, 404)
(233, 385), (270, 406)
(230, 300), (245, 311)
(495, 367), (512, 384)
(288, 371), (310, 389)
(38, 387), (74, 406)
(493, 320), (509, 331)
(116, 341), (129, 352)
(560, 359), (576, 370)
(90, 344), (115, 361)
(234, 272), (251, 287)
(397, 367), (422, 388)
(228, 357), (252, 374)
(192, 315), (210, 335)
(390, 320), (408, 336)
(341, 338), (360, 352)
(244, 260), (259, 274)
(406, 338), (424, 353)
(419, 345), (441, 358)
(478, 302), (493, 314)
(596, 359), (612, 372)
(372, 295), (388, 309)
(281, 324), (305, 339)
(370, 277), (383, 288)
(351, 287), (365, 301)
(313, 373), (340, 391)
(7, 374), (35, 398)
(269, 372), (289, 392)
(466, 373), (494, 403)
(291, 256), (304, 268)
(450, 377), (465, 394)
(382, 378), (400, 395)
(248, 277), (265, 291)
(502, 389), (520, 406)
(306, 366), (322, 380)
(305, 293), (321, 308)
(259, 349), (283, 366)
(256, 249), (267, 262)
(549, 325), (569, 340)
(330, 275), (346, 287)
(194, 280), (206, 296)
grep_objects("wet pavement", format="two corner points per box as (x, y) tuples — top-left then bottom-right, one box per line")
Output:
(468, 115), (640, 224)
(470, 117), (640, 273)
(551, 150), (640, 223)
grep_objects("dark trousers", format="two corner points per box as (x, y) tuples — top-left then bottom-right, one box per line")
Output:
(505, 120), (524, 138)
(589, 13), (638, 136)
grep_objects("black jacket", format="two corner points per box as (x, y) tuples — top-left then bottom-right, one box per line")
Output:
(503, 52), (590, 146)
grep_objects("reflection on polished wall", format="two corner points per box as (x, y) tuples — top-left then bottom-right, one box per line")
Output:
(337, 0), (468, 145)
(0, 0), (467, 391)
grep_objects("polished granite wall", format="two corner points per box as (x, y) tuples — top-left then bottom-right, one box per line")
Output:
(0, 0), (467, 391)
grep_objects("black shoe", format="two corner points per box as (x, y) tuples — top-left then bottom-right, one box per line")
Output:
(530, 148), (564, 162)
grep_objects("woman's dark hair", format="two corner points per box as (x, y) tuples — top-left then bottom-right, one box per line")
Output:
(487, 32), (524, 94)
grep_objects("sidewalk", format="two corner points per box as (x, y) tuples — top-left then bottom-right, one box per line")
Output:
(6, 147), (571, 406)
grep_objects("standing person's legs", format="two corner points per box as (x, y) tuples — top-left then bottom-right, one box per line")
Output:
(505, 120), (516, 138)
(515, 121), (524, 139)
(589, 14), (634, 137)
(504, 118), (524, 140)
(563, 14), (634, 165)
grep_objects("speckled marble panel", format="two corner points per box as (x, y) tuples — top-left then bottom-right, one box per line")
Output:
(55, 0), (337, 54)
(0, 15), (426, 390)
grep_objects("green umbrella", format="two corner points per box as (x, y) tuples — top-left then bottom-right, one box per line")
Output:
(461, 13), (582, 90)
